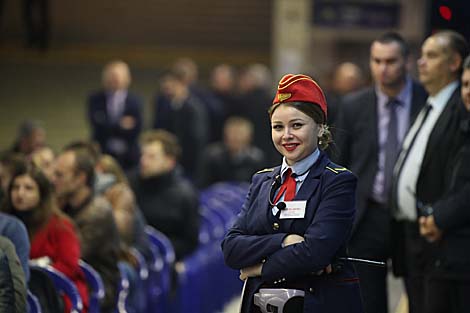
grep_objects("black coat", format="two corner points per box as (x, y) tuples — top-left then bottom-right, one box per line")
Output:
(197, 143), (265, 188)
(153, 94), (209, 179)
(391, 86), (467, 279)
(129, 169), (200, 260)
(429, 104), (470, 280)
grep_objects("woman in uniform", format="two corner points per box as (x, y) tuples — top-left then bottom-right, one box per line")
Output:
(222, 74), (363, 313)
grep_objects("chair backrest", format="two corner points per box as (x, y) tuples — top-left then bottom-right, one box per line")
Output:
(27, 290), (42, 313)
(28, 267), (63, 313)
(198, 214), (212, 245)
(144, 226), (175, 313)
(30, 265), (83, 313)
(78, 260), (105, 313)
(115, 262), (130, 313)
(200, 208), (225, 242)
(129, 247), (149, 281)
(144, 226), (175, 265)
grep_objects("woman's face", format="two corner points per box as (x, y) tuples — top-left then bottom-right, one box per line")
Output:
(271, 105), (322, 165)
(11, 174), (40, 211)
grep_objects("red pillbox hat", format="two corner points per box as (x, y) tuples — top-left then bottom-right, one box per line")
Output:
(273, 74), (327, 119)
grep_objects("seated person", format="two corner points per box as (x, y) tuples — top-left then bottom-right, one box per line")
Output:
(129, 130), (200, 261)
(197, 116), (265, 188)
(53, 147), (121, 313)
(2, 165), (89, 312)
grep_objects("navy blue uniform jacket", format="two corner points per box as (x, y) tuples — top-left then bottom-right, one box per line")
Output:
(222, 152), (363, 313)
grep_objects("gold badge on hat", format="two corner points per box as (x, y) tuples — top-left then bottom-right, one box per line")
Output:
(278, 93), (292, 103)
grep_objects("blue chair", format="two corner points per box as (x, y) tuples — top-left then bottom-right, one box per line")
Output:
(78, 260), (104, 313)
(129, 247), (149, 282)
(27, 290), (42, 313)
(200, 207), (225, 241)
(115, 262), (130, 313)
(144, 241), (164, 313)
(144, 226), (175, 313)
(144, 226), (175, 292)
(198, 215), (212, 245)
(128, 248), (149, 313)
(30, 265), (83, 313)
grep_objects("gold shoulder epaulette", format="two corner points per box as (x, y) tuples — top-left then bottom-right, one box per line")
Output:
(325, 166), (349, 174)
(256, 168), (275, 174)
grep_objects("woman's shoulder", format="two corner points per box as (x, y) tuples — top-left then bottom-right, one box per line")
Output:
(322, 161), (356, 181)
(47, 214), (76, 233)
(252, 166), (280, 179)
(254, 167), (277, 175)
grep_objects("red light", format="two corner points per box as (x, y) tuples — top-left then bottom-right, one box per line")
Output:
(439, 5), (452, 21)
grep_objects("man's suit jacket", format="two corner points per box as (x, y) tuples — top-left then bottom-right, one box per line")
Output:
(394, 87), (469, 279)
(334, 82), (427, 230)
(430, 106), (470, 280)
(221, 152), (363, 313)
(87, 90), (143, 169)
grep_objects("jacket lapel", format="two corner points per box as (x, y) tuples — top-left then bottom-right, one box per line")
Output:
(366, 91), (379, 162)
(421, 88), (460, 170)
(410, 81), (428, 124)
(258, 167), (281, 233)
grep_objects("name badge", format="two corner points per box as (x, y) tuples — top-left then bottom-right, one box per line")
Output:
(280, 201), (307, 219)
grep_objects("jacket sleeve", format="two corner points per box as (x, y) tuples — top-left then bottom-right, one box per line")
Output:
(172, 183), (200, 260)
(221, 175), (288, 269)
(0, 251), (15, 313)
(261, 172), (357, 282)
(433, 144), (470, 230)
(332, 96), (354, 166)
(1, 218), (30, 282)
(50, 219), (83, 281)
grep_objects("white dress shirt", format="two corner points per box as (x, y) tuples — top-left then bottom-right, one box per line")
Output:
(395, 81), (459, 221)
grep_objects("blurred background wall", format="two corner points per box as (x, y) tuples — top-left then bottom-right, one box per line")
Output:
(0, 0), (468, 150)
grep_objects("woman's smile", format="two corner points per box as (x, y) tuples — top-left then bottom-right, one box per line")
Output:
(283, 143), (300, 152)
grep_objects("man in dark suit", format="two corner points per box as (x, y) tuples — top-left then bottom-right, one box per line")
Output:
(153, 70), (209, 179)
(393, 31), (469, 313)
(87, 60), (143, 170)
(335, 32), (427, 313)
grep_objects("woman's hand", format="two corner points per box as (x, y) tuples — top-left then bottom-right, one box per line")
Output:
(239, 263), (263, 281)
(282, 234), (305, 247)
(29, 256), (52, 267)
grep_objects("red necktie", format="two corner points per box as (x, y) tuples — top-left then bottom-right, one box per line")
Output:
(274, 168), (297, 202)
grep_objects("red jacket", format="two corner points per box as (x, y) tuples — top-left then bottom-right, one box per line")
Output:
(30, 214), (89, 313)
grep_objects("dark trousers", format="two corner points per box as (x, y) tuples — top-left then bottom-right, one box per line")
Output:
(403, 274), (424, 313)
(424, 277), (470, 313)
(349, 204), (391, 313)
(401, 222), (427, 313)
